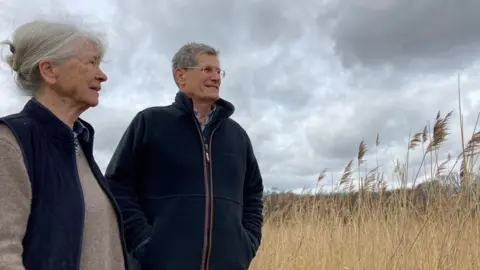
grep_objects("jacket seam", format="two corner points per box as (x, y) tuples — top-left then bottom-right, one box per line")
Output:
(141, 194), (241, 204)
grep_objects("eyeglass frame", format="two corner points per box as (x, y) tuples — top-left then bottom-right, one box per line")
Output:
(181, 65), (226, 79)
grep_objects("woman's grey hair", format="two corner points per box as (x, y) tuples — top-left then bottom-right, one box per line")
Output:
(1, 19), (107, 96)
(172, 42), (219, 69)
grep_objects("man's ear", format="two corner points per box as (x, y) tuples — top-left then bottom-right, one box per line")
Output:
(38, 59), (57, 85)
(173, 68), (186, 87)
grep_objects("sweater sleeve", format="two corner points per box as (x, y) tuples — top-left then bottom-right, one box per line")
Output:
(0, 125), (31, 270)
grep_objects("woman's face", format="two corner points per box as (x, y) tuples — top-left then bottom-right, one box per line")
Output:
(48, 38), (108, 108)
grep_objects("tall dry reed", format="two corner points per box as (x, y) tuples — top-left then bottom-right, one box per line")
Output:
(249, 77), (480, 269)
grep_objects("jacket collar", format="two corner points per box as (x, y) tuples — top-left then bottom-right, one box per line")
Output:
(21, 98), (95, 143)
(173, 91), (235, 120)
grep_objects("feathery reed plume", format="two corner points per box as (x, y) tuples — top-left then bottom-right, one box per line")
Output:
(409, 132), (423, 150)
(376, 133), (380, 147)
(422, 125), (428, 143)
(456, 113), (480, 188)
(421, 125), (429, 187)
(462, 131), (480, 156)
(426, 111), (453, 153)
(459, 131), (480, 187)
(317, 168), (327, 183)
(364, 166), (379, 192)
(358, 140), (367, 164)
(412, 111), (453, 187)
(340, 159), (354, 188)
(435, 153), (452, 180)
(393, 158), (405, 183)
(358, 140), (368, 196)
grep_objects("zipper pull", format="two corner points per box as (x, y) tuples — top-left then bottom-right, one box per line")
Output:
(204, 143), (210, 162)
(205, 144), (210, 163)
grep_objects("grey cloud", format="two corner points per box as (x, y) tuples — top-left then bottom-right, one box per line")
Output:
(329, 0), (480, 74)
(81, 105), (138, 153)
(305, 74), (473, 163)
(113, 0), (306, 56)
(95, 0), (332, 186)
(2, 0), (480, 193)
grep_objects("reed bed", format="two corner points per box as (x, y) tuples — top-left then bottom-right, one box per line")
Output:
(249, 83), (480, 269)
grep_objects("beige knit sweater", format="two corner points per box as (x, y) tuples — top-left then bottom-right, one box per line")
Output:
(0, 124), (125, 270)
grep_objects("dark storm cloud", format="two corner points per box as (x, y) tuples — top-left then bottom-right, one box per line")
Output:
(329, 0), (480, 74)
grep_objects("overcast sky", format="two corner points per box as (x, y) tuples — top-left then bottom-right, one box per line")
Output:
(1, 0), (480, 193)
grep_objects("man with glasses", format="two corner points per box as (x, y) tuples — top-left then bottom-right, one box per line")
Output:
(106, 42), (264, 270)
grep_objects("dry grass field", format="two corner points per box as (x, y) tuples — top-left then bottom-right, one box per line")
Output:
(249, 87), (480, 269)
(250, 191), (480, 270)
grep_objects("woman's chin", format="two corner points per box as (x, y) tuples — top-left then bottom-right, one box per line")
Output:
(82, 94), (100, 108)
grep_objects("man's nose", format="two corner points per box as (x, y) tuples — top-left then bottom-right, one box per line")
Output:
(211, 72), (221, 81)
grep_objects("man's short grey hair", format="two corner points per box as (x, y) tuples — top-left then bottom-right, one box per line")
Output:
(1, 19), (107, 96)
(172, 42), (219, 69)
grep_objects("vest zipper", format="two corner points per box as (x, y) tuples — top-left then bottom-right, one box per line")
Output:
(71, 140), (85, 270)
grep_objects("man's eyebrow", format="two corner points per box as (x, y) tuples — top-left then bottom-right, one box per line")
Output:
(201, 64), (220, 68)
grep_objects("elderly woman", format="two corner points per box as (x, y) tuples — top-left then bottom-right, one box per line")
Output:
(0, 20), (128, 270)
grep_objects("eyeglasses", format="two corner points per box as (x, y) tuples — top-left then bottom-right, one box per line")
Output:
(184, 66), (226, 79)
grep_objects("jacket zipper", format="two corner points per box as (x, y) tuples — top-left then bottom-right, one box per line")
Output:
(194, 115), (224, 270)
(194, 118), (211, 270)
(204, 128), (217, 270)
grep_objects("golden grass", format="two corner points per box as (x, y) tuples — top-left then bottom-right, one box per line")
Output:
(249, 78), (480, 269)
(250, 194), (480, 270)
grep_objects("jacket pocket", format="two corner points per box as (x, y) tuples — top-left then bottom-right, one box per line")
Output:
(241, 228), (254, 262)
(209, 197), (255, 269)
(135, 195), (207, 269)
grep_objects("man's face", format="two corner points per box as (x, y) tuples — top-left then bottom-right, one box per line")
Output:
(178, 53), (224, 102)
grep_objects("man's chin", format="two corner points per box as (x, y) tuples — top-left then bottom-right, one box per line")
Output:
(204, 93), (220, 102)
(184, 90), (219, 103)
(209, 96), (220, 103)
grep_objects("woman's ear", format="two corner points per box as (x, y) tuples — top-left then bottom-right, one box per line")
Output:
(38, 59), (58, 85)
